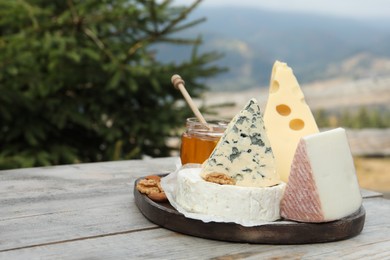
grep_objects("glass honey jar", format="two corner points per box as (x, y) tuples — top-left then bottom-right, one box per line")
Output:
(180, 117), (229, 165)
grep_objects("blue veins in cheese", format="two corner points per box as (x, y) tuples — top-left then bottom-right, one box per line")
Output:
(200, 98), (281, 187)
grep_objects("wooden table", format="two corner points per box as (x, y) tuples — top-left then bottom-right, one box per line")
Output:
(1, 157), (389, 259)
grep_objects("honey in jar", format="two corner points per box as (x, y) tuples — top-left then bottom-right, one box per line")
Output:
(180, 117), (229, 165)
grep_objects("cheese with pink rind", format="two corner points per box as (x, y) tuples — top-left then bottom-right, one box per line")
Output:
(280, 128), (362, 222)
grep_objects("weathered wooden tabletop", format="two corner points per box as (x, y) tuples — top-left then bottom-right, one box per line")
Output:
(0, 157), (389, 259)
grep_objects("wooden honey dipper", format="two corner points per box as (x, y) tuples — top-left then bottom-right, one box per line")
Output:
(171, 74), (210, 128)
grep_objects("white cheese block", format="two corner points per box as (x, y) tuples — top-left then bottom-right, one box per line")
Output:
(264, 61), (319, 182)
(176, 167), (286, 225)
(201, 98), (280, 187)
(280, 128), (362, 222)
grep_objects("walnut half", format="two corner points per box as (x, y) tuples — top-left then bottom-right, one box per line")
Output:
(204, 172), (236, 185)
(136, 175), (168, 202)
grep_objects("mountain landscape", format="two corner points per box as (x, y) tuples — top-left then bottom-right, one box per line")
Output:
(159, 5), (390, 156)
(158, 6), (390, 195)
(154, 6), (390, 91)
(156, 5), (390, 197)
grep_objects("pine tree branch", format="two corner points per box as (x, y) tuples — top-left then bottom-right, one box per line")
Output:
(66, 0), (80, 27)
(157, 37), (202, 45)
(83, 26), (117, 62)
(160, 0), (203, 35)
(167, 17), (206, 34)
(128, 0), (203, 56)
(148, 0), (159, 34)
(66, 0), (116, 62)
(17, 0), (39, 29)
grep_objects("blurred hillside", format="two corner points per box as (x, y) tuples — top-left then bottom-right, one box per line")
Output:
(155, 6), (390, 91)
(160, 5), (390, 195)
(202, 75), (390, 118)
(162, 5), (390, 160)
(201, 76), (390, 156)
(160, 4), (390, 195)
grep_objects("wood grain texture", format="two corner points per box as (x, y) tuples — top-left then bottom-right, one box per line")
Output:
(0, 157), (389, 259)
(1, 198), (389, 259)
(0, 158), (177, 251)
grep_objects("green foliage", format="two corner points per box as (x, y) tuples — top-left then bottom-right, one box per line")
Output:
(314, 107), (390, 129)
(0, 0), (224, 169)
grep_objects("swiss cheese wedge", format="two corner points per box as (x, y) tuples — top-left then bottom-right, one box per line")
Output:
(264, 61), (319, 182)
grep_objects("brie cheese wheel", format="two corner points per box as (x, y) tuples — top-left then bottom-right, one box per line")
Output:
(201, 98), (280, 187)
(176, 167), (286, 225)
(264, 61), (319, 182)
(280, 128), (362, 222)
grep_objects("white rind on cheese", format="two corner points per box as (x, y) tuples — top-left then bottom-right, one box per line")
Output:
(201, 98), (280, 187)
(280, 128), (362, 222)
(176, 167), (286, 225)
(264, 61), (319, 182)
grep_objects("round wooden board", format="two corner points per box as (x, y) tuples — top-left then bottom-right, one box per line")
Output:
(134, 176), (365, 244)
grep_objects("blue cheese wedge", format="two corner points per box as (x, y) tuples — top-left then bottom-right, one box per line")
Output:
(200, 98), (281, 187)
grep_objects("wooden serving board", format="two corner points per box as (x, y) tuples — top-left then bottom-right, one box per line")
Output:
(134, 176), (365, 244)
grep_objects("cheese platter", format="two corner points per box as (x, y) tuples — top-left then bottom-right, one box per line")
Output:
(134, 175), (366, 245)
(133, 61), (366, 244)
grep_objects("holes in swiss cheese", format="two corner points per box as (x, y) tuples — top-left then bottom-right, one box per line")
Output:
(289, 119), (305, 131)
(276, 104), (291, 116)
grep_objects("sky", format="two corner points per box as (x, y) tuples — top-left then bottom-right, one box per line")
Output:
(175, 0), (390, 20)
